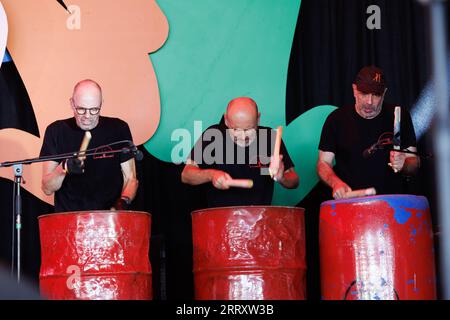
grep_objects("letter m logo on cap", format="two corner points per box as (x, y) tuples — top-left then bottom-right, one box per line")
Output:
(373, 73), (381, 83)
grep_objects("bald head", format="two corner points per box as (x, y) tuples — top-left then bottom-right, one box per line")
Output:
(72, 79), (102, 100)
(225, 97), (259, 127)
(225, 97), (260, 146)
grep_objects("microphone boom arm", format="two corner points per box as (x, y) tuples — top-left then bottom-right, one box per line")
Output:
(0, 140), (141, 168)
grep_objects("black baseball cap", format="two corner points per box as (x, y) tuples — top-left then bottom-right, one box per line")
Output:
(354, 65), (386, 95)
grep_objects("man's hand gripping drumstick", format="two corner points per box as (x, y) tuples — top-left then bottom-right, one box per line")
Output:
(342, 187), (377, 199)
(77, 131), (92, 161)
(62, 131), (91, 175)
(269, 126), (283, 181)
(211, 170), (253, 190)
(389, 107), (402, 173)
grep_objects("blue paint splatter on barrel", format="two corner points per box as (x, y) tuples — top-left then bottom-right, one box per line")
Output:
(330, 203), (337, 217)
(394, 209), (411, 224)
(321, 195), (429, 225)
(381, 195), (428, 225)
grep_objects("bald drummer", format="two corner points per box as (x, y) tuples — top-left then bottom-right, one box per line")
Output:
(181, 97), (299, 208)
(40, 79), (139, 212)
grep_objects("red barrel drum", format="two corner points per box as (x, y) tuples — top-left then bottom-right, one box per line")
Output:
(39, 211), (152, 300)
(320, 195), (436, 300)
(192, 206), (306, 300)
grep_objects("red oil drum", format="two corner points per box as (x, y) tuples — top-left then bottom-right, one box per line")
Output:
(38, 211), (152, 300)
(192, 206), (306, 300)
(320, 195), (436, 300)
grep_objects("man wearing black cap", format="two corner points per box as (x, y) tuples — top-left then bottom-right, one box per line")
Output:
(316, 65), (420, 199)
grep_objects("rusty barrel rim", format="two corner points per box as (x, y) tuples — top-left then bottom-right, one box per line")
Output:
(191, 205), (305, 216)
(38, 210), (152, 220)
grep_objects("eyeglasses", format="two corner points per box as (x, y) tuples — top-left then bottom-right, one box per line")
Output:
(75, 107), (101, 115)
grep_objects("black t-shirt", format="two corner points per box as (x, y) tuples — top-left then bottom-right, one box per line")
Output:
(188, 123), (295, 208)
(40, 116), (133, 212)
(318, 103), (416, 195)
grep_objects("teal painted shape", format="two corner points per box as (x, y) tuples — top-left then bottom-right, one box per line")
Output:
(272, 105), (337, 206)
(146, 0), (336, 205)
(146, 0), (301, 161)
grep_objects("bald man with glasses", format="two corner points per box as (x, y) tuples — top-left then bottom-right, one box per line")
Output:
(40, 79), (138, 212)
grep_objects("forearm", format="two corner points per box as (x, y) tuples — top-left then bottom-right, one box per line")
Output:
(121, 177), (139, 201)
(317, 161), (344, 189)
(181, 165), (216, 185)
(278, 170), (299, 189)
(42, 163), (66, 195)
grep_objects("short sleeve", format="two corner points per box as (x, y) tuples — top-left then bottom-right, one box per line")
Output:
(318, 112), (337, 153)
(40, 124), (59, 160)
(119, 121), (134, 163)
(280, 139), (295, 170)
(187, 126), (221, 169)
(188, 134), (206, 168)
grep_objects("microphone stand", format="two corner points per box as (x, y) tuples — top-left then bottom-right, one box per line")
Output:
(367, 138), (433, 159)
(13, 164), (23, 283)
(0, 144), (140, 283)
(383, 147), (433, 159)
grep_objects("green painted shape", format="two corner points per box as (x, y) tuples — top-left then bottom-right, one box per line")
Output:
(146, 0), (337, 205)
(146, 0), (301, 161)
(272, 105), (337, 206)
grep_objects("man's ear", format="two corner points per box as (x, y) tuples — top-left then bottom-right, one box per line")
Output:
(257, 112), (261, 125)
(224, 113), (229, 127)
(352, 84), (357, 95)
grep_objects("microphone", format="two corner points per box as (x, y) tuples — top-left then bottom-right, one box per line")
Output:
(122, 141), (144, 161)
(133, 148), (144, 161)
(362, 142), (379, 158)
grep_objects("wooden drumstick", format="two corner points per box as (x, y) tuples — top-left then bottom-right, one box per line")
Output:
(224, 179), (254, 189)
(390, 107), (401, 173)
(343, 187), (377, 199)
(393, 107), (401, 146)
(269, 126), (283, 179)
(78, 131), (92, 161)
